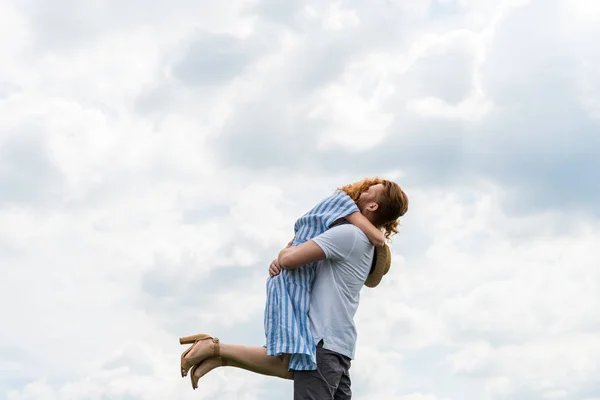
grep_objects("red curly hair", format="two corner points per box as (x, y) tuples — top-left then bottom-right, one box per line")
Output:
(338, 177), (408, 239)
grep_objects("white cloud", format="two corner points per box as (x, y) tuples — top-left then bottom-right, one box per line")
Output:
(311, 52), (395, 151)
(394, 395), (450, 400)
(1, 0), (599, 399)
(572, 0), (600, 22)
(406, 92), (492, 121)
(304, 1), (360, 31)
(5, 343), (272, 400)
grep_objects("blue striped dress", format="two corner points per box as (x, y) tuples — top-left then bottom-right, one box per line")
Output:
(264, 190), (359, 371)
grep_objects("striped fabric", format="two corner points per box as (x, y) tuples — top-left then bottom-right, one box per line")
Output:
(264, 190), (359, 371)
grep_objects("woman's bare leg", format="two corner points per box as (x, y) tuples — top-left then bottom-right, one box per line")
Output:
(191, 344), (293, 388)
(221, 344), (293, 379)
(184, 338), (293, 379)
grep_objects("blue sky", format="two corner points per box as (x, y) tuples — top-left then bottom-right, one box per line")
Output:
(1, 0), (599, 399)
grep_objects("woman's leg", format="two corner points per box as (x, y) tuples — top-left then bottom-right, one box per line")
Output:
(191, 344), (293, 388)
(221, 344), (293, 379)
(183, 337), (293, 379)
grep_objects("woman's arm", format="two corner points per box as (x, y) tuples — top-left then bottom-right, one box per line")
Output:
(345, 211), (385, 247)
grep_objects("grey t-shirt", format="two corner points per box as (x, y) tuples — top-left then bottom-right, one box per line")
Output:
(310, 223), (375, 360)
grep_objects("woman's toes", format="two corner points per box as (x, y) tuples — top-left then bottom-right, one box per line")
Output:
(192, 358), (222, 389)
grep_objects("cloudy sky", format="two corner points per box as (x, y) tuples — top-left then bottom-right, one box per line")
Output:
(1, 0), (599, 399)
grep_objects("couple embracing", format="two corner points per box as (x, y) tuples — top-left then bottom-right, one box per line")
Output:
(179, 177), (408, 399)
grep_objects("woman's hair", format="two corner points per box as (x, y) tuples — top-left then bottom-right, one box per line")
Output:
(338, 177), (408, 239)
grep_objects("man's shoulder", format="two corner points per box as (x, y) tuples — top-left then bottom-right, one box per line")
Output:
(312, 223), (362, 250)
(326, 224), (371, 247)
(312, 223), (373, 263)
(328, 223), (364, 236)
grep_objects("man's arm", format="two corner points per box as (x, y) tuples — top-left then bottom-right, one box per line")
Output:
(278, 224), (359, 270)
(278, 240), (326, 270)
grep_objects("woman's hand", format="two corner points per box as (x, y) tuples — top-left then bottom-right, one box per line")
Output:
(270, 237), (294, 277)
(269, 258), (282, 277)
(287, 237), (295, 248)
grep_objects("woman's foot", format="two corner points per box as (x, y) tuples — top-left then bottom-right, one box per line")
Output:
(180, 336), (219, 377)
(191, 357), (225, 390)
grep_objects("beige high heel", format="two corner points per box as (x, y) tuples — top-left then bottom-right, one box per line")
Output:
(179, 334), (220, 377)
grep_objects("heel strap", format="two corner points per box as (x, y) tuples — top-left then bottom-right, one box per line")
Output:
(213, 338), (220, 358)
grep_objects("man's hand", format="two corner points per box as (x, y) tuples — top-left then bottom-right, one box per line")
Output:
(269, 258), (282, 277)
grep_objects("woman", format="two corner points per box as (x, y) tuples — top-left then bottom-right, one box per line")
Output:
(179, 177), (408, 389)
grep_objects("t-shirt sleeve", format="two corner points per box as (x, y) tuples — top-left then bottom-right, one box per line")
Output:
(312, 224), (359, 261)
(322, 191), (360, 229)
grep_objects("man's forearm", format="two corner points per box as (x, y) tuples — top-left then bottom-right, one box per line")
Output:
(278, 240), (326, 270)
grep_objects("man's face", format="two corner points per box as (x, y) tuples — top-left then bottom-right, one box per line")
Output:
(357, 183), (384, 212)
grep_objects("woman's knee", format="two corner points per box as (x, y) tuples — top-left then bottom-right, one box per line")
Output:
(277, 354), (293, 379)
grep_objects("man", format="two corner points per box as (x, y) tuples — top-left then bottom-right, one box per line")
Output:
(276, 181), (408, 399)
(179, 180), (408, 396)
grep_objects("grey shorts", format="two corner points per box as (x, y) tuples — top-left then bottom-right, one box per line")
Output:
(293, 342), (352, 400)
